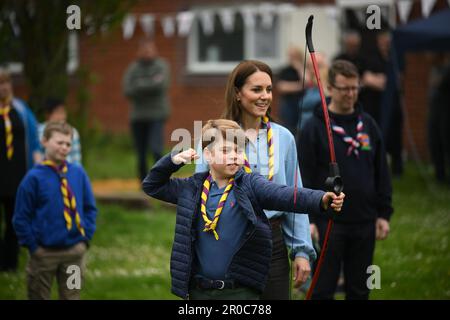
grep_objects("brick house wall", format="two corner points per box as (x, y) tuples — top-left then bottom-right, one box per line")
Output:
(78, 0), (333, 149)
(8, 0), (447, 161)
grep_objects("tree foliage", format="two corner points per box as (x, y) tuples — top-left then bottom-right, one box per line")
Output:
(0, 0), (135, 112)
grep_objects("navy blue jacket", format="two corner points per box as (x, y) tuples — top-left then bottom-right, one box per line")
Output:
(143, 154), (326, 299)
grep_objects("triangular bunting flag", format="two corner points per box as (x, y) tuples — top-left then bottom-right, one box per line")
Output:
(397, 0), (413, 24)
(122, 14), (136, 40)
(421, 0), (436, 17)
(199, 10), (215, 36)
(140, 14), (155, 37)
(218, 8), (235, 33)
(177, 11), (195, 37)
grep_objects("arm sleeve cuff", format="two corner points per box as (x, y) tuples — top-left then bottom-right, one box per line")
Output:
(28, 243), (38, 255)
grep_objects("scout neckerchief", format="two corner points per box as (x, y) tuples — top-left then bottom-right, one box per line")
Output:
(200, 174), (235, 240)
(331, 115), (365, 158)
(0, 97), (13, 160)
(243, 115), (274, 181)
(42, 160), (85, 236)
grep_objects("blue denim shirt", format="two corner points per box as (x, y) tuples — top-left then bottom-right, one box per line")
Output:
(195, 121), (316, 262)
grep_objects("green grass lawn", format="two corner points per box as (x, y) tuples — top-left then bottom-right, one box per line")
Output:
(370, 166), (450, 299)
(0, 203), (177, 300)
(1, 160), (449, 299)
(83, 133), (138, 180)
(295, 164), (450, 300)
(83, 133), (197, 180)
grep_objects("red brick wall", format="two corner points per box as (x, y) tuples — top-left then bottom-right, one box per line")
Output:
(402, 54), (432, 160)
(77, 0), (329, 146)
(9, 0), (445, 161)
(395, 0), (449, 161)
(79, 1), (234, 148)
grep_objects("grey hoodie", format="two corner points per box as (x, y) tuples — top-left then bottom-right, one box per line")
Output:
(122, 58), (171, 121)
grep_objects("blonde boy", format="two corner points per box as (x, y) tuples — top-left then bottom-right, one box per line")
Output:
(143, 119), (344, 300)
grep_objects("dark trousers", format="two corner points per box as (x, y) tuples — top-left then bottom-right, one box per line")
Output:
(385, 104), (404, 177)
(311, 221), (376, 300)
(428, 101), (450, 184)
(260, 219), (290, 300)
(131, 119), (165, 181)
(0, 196), (19, 271)
(189, 287), (260, 300)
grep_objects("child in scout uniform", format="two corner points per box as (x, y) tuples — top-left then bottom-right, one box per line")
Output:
(13, 122), (97, 300)
(143, 119), (344, 300)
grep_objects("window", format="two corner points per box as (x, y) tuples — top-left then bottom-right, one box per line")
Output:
(187, 7), (283, 74)
(197, 14), (244, 64)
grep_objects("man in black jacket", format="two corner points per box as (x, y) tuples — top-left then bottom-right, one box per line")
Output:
(298, 60), (393, 300)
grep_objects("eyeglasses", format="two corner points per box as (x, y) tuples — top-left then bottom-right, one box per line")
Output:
(331, 84), (361, 93)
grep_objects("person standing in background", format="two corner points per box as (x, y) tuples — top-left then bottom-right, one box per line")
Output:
(0, 68), (41, 272)
(38, 98), (82, 165)
(359, 30), (403, 176)
(297, 52), (329, 134)
(359, 30), (389, 126)
(123, 38), (171, 181)
(277, 47), (308, 136)
(333, 30), (364, 73)
(428, 54), (450, 185)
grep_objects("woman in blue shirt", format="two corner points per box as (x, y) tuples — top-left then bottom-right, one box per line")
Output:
(196, 60), (315, 299)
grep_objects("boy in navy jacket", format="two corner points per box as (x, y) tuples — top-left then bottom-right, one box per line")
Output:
(13, 122), (97, 300)
(143, 119), (344, 300)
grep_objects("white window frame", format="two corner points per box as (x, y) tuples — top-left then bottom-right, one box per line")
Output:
(187, 5), (285, 75)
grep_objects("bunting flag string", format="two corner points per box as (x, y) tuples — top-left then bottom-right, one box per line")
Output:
(1, 1), (446, 39)
(120, 2), (299, 40)
(115, 0), (444, 40)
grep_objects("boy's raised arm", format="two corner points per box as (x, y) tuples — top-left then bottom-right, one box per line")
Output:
(142, 153), (187, 205)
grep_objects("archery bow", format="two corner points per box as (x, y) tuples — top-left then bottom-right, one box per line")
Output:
(304, 15), (344, 300)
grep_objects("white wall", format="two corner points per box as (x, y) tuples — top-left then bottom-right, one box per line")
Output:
(281, 5), (341, 65)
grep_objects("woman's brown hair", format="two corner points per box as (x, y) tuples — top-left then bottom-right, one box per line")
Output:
(222, 60), (274, 122)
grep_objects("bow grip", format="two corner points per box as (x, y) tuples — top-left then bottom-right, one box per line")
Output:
(324, 162), (343, 196)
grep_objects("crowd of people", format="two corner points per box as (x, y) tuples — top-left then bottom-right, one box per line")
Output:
(0, 29), (446, 301)
(0, 68), (95, 299)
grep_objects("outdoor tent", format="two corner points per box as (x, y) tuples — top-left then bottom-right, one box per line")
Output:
(382, 9), (450, 138)
(392, 8), (450, 71)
